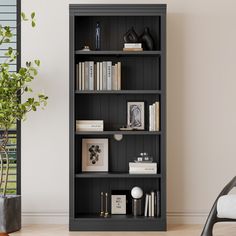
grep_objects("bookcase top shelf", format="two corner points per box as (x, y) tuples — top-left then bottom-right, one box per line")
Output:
(75, 173), (162, 178)
(75, 90), (162, 95)
(75, 131), (161, 135)
(75, 50), (162, 56)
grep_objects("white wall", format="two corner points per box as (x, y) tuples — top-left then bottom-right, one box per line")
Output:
(21, 0), (236, 224)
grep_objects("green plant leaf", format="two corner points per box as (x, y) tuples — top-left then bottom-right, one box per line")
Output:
(21, 12), (28, 21)
(32, 21), (36, 28)
(34, 60), (40, 67)
(31, 12), (35, 19)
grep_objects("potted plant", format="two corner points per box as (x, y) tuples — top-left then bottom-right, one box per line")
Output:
(0, 13), (48, 234)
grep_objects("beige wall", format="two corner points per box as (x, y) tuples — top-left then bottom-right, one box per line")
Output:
(21, 0), (236, 224)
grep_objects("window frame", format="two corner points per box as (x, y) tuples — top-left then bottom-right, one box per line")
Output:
(16, 0), (21, 195)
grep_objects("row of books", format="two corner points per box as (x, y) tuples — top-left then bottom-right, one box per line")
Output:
(76, 61), (121, 91)
(144, 191), (160, 217)
(129, 162), (157, 174)
(149, 101), (160, 131)
(76, 120), (104, 132)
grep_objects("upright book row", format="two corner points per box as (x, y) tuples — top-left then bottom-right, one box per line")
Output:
(149, 102), (160, 131)
(76, 61), (122, 91)
(144, 190), (160, 217)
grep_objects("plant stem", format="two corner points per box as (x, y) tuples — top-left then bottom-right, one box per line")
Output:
(2, 146), (9, 196)
(0, 130), (9, 196)
(0, 145), (4, 194)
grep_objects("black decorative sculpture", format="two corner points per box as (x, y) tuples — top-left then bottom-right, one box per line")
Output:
(139, 27), (154, 50)
(123, 27), (155, 50)
(123, 27), (139, 43)
(95, 22), (101, 50)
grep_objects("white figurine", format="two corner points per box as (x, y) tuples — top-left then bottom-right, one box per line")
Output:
(131, 186), (143, 199)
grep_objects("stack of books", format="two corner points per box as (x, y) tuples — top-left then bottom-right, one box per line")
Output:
(123, 43), (143, 51)
(149, 101), (160, 131)
(76, 120), (104, 132)
(144, 191), (160, 217)
(129, 162), (157, 174)
(76, 61), (121, 91)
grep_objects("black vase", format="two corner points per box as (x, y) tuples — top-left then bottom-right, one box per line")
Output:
(123, 27), (139, 43)
(140, 27), (154, 50)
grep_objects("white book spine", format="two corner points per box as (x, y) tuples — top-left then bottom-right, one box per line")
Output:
(99, 62), (103, 90)
(144, 194), (149, 217)
(156, 191), (160, 217)
(153, 103), (156, 132)
(81, 62), (85, 90)
(76, 124), (103, 128)
(107, 61), (112, 90)
(76, 63), (79, 90)
(148, 194), (152, 217)
(84, 61), (89, 90)
(129, 170), (157, 174)
(96, 63), (100, 90)
(151, 191), (155, 217)
(76, 121), (103, 124)
(124, 43), (142, 48)
(102, 62), (107, 90)
(149, 105), (154, 131)
(112, 65), (117, 90)
(129, 167), (157, 171)
(117, 62), (121, 90)
(155, 101), (160, 131)
(88, 61), (94, 90)
(129, 162), (157, 168)
(76, 127), (103, 132)
(79, 63), (82, 90)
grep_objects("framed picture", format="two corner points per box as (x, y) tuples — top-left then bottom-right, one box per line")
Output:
(82, 139), (108, 172)
(127, 101), (145, 130)
(111, 190), (131, 215)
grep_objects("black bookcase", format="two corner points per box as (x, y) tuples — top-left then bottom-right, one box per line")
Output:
(69, 4), (166, 231)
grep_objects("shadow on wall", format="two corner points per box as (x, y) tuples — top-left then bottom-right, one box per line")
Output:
(167, 13), (188, 214)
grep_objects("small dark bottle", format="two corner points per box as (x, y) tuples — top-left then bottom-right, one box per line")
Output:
(95, 22), (101, 50)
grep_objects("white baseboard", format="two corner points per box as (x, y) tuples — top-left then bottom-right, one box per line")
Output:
(22, 212), (69, 225)
(167, 212), (208, 224)
(22, 212), (208, 225)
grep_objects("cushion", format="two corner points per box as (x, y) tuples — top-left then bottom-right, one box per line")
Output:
(217, 194), (236, 219)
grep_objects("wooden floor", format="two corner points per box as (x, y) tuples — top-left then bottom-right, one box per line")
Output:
(10, 224), (236, 236)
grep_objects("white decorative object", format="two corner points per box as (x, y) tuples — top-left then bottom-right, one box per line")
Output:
(111, 195), (126, 214)
(131, 186), (143, 199)
(113, 134), (123, 141)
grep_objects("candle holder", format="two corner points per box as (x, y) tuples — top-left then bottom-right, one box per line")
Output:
(104, 192), (109, 217)
(100, 192), (104, 217)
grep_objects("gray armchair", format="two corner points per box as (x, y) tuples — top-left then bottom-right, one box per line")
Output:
(201, 176), (236, 236)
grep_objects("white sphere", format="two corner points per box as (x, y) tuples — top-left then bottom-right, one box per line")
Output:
(131, 186), (143, 199)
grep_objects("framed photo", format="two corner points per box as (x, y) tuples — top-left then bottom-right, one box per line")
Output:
(127, 101), (145, 130)
(111, 190), (131, 215)
(82, 139), (108, 172)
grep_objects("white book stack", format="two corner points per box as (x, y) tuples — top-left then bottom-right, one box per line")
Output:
(129, 162), (157, 174)
(123, 43), (143, 51)
(149, 101), (160, 131)
(144, 191), (160, 217)
(76, 120), (104, 132)
(76, 61), (121, 91)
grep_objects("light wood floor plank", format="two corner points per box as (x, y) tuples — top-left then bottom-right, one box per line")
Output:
(11, 224), (236, 236)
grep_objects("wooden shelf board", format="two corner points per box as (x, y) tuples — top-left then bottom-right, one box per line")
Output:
(74, 214), (162, 220)
(75, 50), (162, 56)
(75, 172), (161, 178)
(75, 131), (161, 135)
(75, 90), (162, 94)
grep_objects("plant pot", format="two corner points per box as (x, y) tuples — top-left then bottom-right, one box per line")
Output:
(0, 195), (21, 234)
